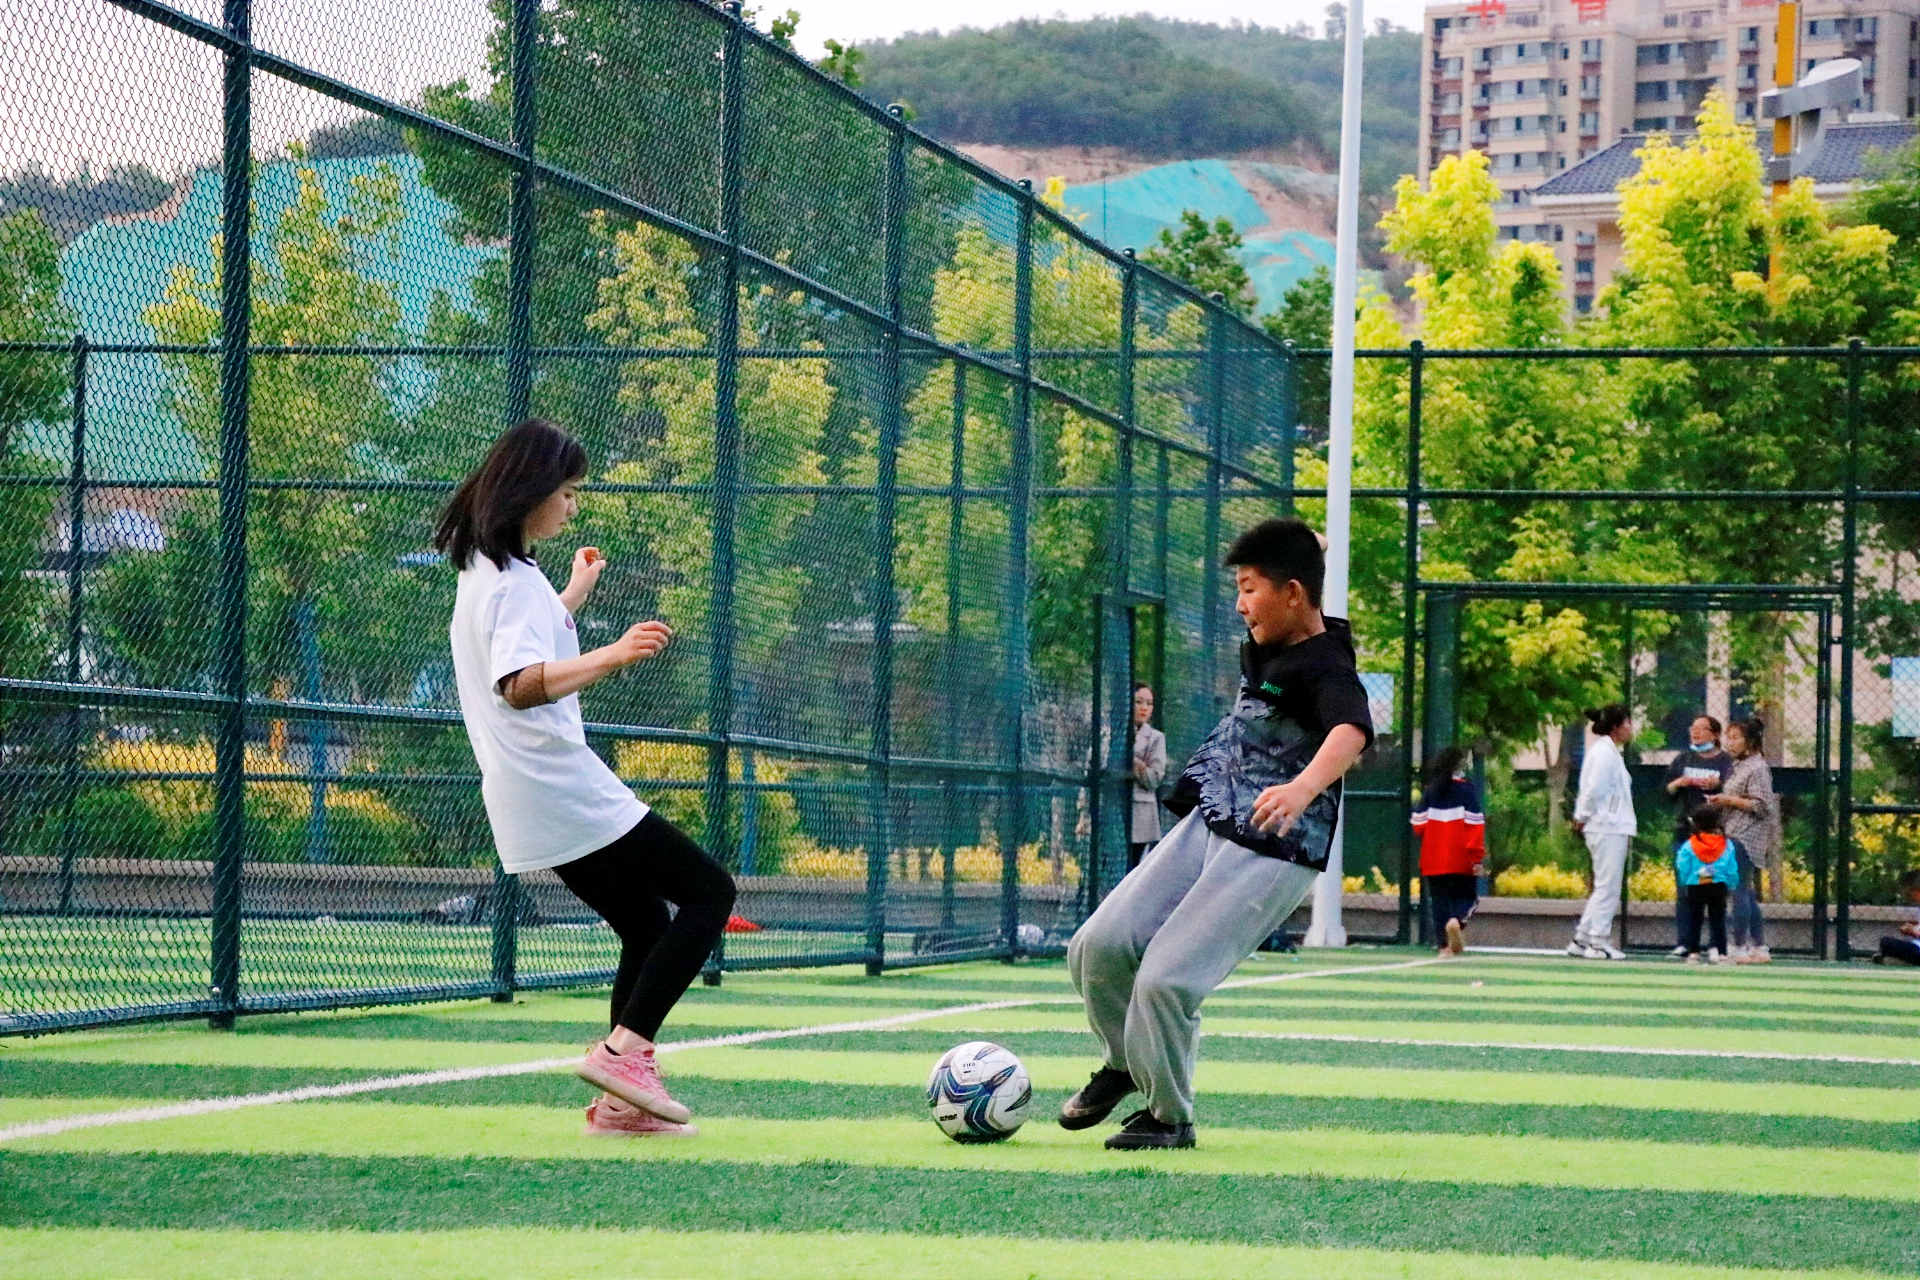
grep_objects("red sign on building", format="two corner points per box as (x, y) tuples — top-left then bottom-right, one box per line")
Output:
(1573, 0), (1608, 20)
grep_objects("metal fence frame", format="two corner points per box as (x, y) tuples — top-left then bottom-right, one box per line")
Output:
(1, 0), (1917, 1036)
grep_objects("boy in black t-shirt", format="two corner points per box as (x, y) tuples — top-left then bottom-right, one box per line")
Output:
(1061, 518), (1374, 1149)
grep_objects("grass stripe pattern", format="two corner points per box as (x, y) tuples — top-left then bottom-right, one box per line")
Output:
(1, 950), (1913, 1279)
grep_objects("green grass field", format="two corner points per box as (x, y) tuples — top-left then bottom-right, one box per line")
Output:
(2, 949), (1916, 1279)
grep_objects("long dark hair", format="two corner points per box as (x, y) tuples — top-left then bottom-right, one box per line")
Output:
(1584, 703), (1630, 737)
(434, 419), (588, 571)
(1424, 745), (1467, 799)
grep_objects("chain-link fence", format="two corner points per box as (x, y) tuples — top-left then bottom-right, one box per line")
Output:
(2, 3), (1917, 1035)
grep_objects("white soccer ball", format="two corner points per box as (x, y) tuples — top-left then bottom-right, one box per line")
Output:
(926, 1040), (1031, 1143)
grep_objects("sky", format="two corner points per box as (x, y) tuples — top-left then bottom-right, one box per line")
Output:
(1, 0), (1422, 178)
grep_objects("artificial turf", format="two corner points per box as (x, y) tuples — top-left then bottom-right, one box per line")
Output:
(1, 950), (1914, 1279)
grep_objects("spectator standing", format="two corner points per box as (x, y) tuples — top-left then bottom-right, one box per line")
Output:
(1663, 715), (1733, 956)
(1874, 869), (1920, 965)
(1710, 718), (1778, 964)
(1410, 745), (1485, 957)
(1129, 684), (1168, 871)
(1570, 704), (1636, 961)
(1675, 807), (1741, 963)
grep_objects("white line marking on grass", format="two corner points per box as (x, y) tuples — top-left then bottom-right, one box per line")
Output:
(1207, 1030), (1920, 1066)
(0, 957), (1448, 1144)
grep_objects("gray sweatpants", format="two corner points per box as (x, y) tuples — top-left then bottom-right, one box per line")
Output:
(1066, 811), (1319, 1124)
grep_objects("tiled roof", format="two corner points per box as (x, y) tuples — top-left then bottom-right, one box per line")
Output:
(1801, 121), (1916, 182)
(1532, 135), (1647, 197)
(1531, 122), (1917, 199)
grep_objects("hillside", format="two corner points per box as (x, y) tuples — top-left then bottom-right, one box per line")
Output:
(1143, 18), (1422, 198)
(856, 19), (1320, 162)
(857, 17), (1420, 196)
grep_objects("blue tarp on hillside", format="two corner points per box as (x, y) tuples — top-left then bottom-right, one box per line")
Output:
(1061, 159), (1334, 316)
(40, 154), (495, 479)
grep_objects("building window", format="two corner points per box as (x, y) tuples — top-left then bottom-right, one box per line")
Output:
(1580, 74), (1602, 96)
(1637, 43), (1671, 66)
(1579, 111), (1600, 132)
(1663, 14), (1679, 27)
(1635, 81), (1670, 102)
(1575, 294), (1593, 315)
(1738, 63), (1758, 87)
(1580, 38), (1603, 60)
(1739, 26), (1759, 51)
(1633, 116), (1671, 130)
(1575, 229), (1596, 246)
(1736, 98), (1757, 121)
(1857, 17), (1879, 39)
(1575, 259), (1595, 280)
(1553, 224), (1564, 242)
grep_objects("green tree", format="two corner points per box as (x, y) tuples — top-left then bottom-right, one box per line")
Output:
(1347, 150), (1652, 835)
(0, 208), (71, 679)
(855, 19), (1312, 158)
(1262, 262), (1331, 431)
(1140, 210), (1256, 316)
(96, 160), (438, 705)
(1595, 93), (1915, 725)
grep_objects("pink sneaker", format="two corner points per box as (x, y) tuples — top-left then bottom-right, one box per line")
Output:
(577, 1041), (692, 1123)
(584, 1095), (697, 1138)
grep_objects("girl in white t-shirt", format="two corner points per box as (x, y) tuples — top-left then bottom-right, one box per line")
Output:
(436, 418), (735, 1139)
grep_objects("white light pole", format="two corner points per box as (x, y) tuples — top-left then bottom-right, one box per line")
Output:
(1304, 0), (1365, 949)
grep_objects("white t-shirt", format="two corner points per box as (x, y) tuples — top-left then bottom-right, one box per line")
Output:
(449, 555), (646, 873)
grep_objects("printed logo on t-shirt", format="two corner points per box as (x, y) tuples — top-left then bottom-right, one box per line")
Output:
(1683, 766), (1717, 785)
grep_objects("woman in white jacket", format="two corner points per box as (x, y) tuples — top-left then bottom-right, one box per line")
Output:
(1569, 703), (1637, 960)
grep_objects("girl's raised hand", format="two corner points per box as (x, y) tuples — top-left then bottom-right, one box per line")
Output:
(569, 547), (608, 594)
(611, 620), (673, 666)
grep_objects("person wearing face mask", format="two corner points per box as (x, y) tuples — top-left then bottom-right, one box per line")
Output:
(1661, 715), (1733, 957)
(1128, 684), (1168, 871)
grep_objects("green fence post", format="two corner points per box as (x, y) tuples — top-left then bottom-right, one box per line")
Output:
(1813, 601), (1833, 959)
(56, 334), (88, 917)
(1001, 183), (1036, 958)
(1618, 608), (1635, 952)
(863, 107), (908, 975)
(208, 0), (253, 1032)
(1089, 250), (1139, 908)
(1153, 443), (1171, 601)
(1199, 299), (1226, 720)
(489, 0), (540, 1003)
(1279, 340), (1297, 515)
(941, 363), (965, 933)
(1419, 586), (1459, 948)
(702, 2), (748, 985)
(1835, 338), (1861, 961)
(1397, 341), (1422, 946)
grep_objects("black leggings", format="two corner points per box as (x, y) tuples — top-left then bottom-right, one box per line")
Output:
(1680, 883), (1728, 955)
(551, 811), (736, 1040)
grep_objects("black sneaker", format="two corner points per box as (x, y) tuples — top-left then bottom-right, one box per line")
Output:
(1104, 1108), (1196, 1150)
(1058, 1066), (1137, 1130)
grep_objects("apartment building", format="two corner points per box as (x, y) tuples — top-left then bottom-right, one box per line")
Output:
(1421, 0), (1920, 309)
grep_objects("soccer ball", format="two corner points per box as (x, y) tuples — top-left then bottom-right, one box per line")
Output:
(926, 1041), (1031, 1143)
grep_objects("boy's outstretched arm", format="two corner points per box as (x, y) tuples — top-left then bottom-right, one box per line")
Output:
(1250, 724), (1370, 836)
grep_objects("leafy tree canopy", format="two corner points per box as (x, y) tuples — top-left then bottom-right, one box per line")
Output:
(855, 19), (1314, 159)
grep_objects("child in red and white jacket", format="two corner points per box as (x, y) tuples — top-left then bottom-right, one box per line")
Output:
(1411, 746), (1485, 956)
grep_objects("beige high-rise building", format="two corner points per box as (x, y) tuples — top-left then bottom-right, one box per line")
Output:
(1420, 0), (1920, 310)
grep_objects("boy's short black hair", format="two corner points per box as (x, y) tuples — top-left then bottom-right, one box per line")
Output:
(1689, 806), (1725, 835)
(1224, 517), (1324, 607)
